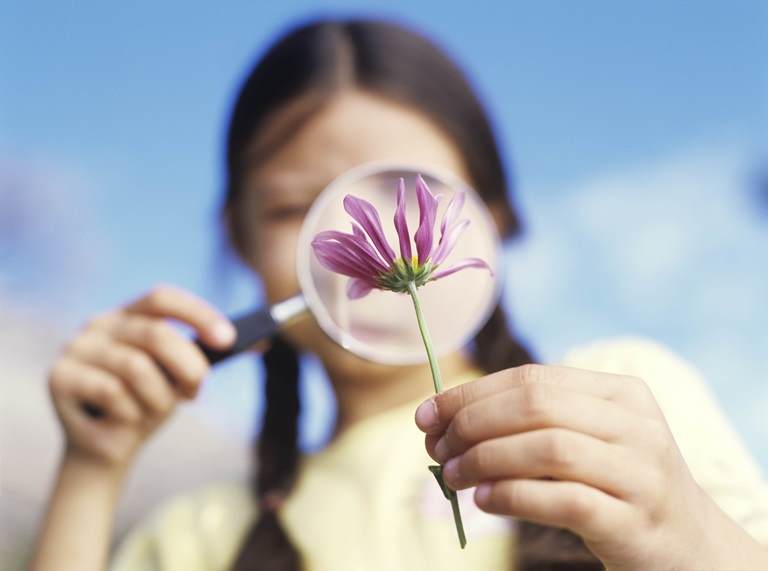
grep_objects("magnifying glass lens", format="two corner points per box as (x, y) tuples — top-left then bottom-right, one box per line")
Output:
(298, 164), (501, 365)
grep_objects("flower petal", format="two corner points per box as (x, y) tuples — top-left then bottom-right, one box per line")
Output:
(393, 177), (412, 262)
(414, 175), (439, 264)
(343, 194), (397, 265)
(312, 240), (374, 279)
(440, 191), (466, 237)
(429, 257), (493, 281)
(431, 218), (470, 266)
(314, 229), (389, 274)
(351, 222), (367, 241)
(346, 278), (376, 299)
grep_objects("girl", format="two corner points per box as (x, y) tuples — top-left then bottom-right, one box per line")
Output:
(30, 18), (768, 571)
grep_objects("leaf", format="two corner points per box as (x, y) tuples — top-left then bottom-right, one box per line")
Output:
(428, 464), (467, 548)
(428, 465), (452, 500)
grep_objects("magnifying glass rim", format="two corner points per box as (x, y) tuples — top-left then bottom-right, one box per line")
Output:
(296, 160), (504, 364)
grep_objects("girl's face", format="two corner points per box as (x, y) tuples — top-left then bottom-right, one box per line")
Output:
(240, 90), (473, 362)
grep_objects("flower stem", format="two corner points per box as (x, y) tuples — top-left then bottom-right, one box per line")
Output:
(406, 281), (442, 394)
(407, 281), (466, 549)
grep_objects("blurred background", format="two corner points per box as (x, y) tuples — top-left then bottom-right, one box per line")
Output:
(1, 1), (766, 569)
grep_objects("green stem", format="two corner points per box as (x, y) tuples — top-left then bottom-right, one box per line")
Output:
(406, 281), (442, 394)
(407, 281), (466, 549)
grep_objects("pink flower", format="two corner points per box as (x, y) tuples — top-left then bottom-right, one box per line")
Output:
(311, 175), (492, 299)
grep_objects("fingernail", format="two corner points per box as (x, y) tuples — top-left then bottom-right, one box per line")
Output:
(211, 321), (236, 346)
(443, 456), (461, 485)
(475, 483), (492, 505)
(415, 398), (438, 431)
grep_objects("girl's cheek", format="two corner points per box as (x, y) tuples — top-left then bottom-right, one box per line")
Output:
(253, 220), (337, 354)
(257, 225), (302, 302)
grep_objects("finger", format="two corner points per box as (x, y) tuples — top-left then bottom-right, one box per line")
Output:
(415, 364), (651, 434)
(443, 429), (651, 502)
(429, 383), (649, 463)
(126, 284), (236, 349)
(425, 433), (441, 460)
(69, 332), (178, 414)
(103, 314), (209, 398)
(53, 358), (143, 424)
(473, 478), (636, 543)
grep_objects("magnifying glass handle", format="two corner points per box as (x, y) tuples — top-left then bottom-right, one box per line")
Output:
(195, 295), (309, 365)
(81, 296), (309, 419)
(195, 308), (277, 364)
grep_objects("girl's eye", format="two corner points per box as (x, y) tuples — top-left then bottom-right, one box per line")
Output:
(263, 205), (310, 221)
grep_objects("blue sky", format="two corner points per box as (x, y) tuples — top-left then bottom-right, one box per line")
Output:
(2, 2), (767, 465)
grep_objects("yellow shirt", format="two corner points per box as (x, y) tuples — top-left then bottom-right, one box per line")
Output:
(110, 337), (768, 571)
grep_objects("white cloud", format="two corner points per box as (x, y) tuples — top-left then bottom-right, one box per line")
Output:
(0, 153), (106, 312)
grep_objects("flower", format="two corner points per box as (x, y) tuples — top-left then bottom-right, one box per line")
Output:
(311, 175), (492, 299)
(312, 174), (483, 548)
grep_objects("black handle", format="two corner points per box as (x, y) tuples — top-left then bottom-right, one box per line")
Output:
(195, 307), (278, 365)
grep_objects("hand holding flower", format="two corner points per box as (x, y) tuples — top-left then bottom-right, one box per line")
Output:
(414, 364), (768, 570)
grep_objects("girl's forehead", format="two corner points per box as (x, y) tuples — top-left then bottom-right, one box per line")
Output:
(243, 91), (470, 201)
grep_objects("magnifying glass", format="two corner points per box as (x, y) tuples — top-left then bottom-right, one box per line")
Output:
(198, 162), (502, 365)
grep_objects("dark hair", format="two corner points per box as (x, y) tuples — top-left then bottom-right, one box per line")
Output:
(223, 17), (602, 571)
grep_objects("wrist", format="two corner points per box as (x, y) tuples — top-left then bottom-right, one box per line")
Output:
(29, 445), (131, 571)
(696, 486), (768, 570)
(61, 446), (132, 486)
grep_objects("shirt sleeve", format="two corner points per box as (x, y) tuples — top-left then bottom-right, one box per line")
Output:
(109, 483), (255, 571)
(560, 336), (768, 546)
(110, 522), (161, 571)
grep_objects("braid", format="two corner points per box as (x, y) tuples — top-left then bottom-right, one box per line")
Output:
(516, 523), (607, 571)
(473, 303), (534, 370)
(231, 335), (303, 571)
(472, 303), (604, 571)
